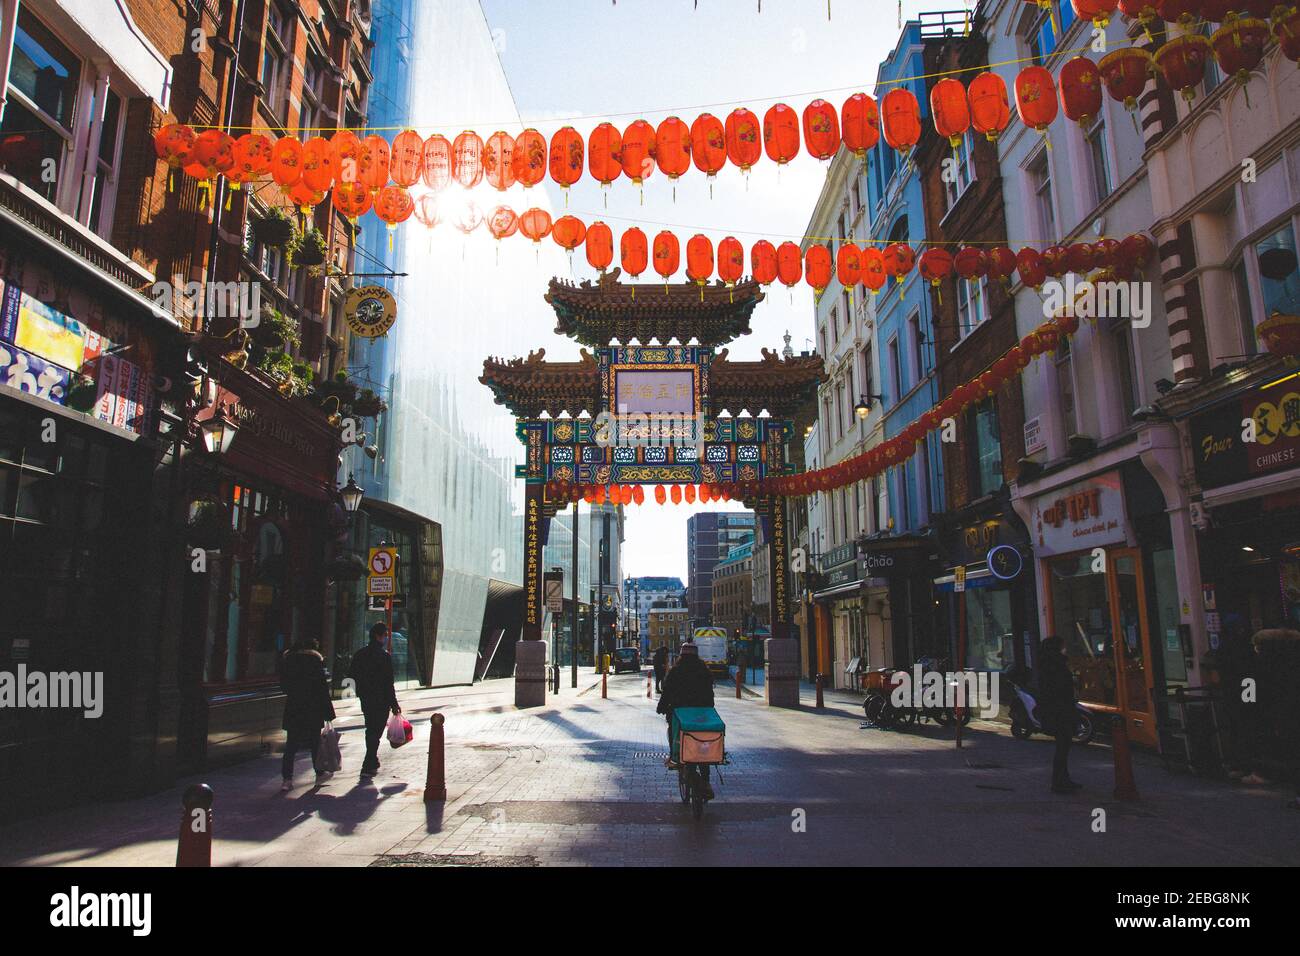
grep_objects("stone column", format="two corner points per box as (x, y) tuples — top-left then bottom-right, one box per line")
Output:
(763, 496), (800, 707)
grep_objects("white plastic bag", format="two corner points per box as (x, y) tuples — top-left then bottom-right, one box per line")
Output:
(386, 712), (413, 748)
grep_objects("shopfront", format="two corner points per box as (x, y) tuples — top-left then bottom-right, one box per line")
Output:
(1029, 468), (1174, 748)
(812, 542), (870, 690)
(1187, 371), (1300, 643)
(178, 360), (340, 770)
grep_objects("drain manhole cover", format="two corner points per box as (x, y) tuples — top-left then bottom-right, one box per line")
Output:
(371, 853), (539, 867)
(633, 751), (668, 759)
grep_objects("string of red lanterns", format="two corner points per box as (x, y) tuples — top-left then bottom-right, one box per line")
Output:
(546, 310), (1083, 506)
(154, 10), (1299, 208)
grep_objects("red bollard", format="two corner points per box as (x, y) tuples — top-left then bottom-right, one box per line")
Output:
(176, 783), (213, 867)
(424, 712), (447, 803)
(1111, 713), (1139, 801)
(646, 673), (651, 698)
(735, 667), (743, 699)
(815, 673), (825, 709)
(601, 670), (607, 699)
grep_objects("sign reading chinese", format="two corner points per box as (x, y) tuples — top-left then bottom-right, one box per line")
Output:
(612, 368), (695, 414)
(1031, 470), (1127, 557)
(344, 285), (397, 338)
(1190, 379), (1300, 490)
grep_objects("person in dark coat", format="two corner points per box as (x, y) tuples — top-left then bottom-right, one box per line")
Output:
(349, 622), (401, 777)
(1036, 635), (1081, 794)
(652, 645), (668, 694)
(280, 639), (335, 790)
(657, 646), (717, 793)
(1251, 626), (1300, 809)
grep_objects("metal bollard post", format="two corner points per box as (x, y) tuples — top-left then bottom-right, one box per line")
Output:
(425, 712), (447, 803)
(601, 669), (608, 699)
(646, 673), (652, 698)
(176, 783), (213, 867)
(815, 673), (825, 709)
(552, 663), (560, 694)
(1111, 713), (1139, 801)
(735, 666), (743, 699)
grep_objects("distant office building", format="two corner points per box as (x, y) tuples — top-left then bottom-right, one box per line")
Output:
(647, 605), (692, 654)
(713, 535), (755, 638)
(686, 512), (756, 626)
(623, 576), (686, 653)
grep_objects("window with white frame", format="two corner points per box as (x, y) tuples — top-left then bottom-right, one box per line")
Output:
(1056, 338), (1078, 436)
(0, 7), (82, 203)
(846, 364), (856, 432)
(888, 336), (902, 401)
(1233, 257), (1256, 358)
(943, 131), (976, 211)
(262, 1), (294, 125)
(957, 275), (989, 339)
(909, 313), (925, 382)
(1029, 149), (1056, 242)
(300, 52), (327, 139)
(1084, 115), (1111, 208)
(1108, 313), (1139, 421)
(84, 87), (123, 237)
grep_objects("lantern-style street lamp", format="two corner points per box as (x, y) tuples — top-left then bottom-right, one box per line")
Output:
(340, 474), (365, 515)
(199, 403), (239, 454)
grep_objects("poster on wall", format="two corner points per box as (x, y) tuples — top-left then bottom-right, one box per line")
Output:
(0, 339), (71, 404)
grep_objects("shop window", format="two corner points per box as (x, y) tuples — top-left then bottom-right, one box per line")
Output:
(963, 587), (1014, 670)
(969, 398), (1002, 498)
(0, 7), (82, 203)
(1255, 223), (1300, 321)
(1048, 552), (1118, 707)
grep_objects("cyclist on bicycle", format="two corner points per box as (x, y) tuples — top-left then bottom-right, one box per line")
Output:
(656, 644), (717, 797)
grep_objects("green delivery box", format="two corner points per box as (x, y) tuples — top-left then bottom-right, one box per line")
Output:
(671, 707), (726, 764)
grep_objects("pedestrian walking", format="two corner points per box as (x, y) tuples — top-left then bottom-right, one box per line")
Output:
(279, 639), (335, 791)
(1036, 635), (1081, 794)
(652, 645), (668, 694)
(349, 622), (401, 778)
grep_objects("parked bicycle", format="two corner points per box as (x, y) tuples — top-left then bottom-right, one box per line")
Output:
(862, 657), (975, 729)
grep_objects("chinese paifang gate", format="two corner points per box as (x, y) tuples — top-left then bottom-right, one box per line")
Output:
(481, 270), (824, 707)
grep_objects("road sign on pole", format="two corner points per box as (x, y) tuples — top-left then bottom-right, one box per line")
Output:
(367, 546), (397, 597)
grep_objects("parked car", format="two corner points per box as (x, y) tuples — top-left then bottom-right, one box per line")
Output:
(612, 646), (641, 673)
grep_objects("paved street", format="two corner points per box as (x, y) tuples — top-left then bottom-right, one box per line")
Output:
(2, 670), (1296, 867)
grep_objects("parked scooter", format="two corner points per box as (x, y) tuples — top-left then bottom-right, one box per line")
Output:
(1006, 671), (1094, 745)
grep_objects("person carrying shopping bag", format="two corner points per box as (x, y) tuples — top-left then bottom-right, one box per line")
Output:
(279, 639), (336, 791)
(350, 622), (402, 778)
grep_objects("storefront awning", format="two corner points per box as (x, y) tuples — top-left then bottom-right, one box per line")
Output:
(812, 579), (863, 602)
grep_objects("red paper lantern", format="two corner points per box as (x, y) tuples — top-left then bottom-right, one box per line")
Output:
(287, 180), (324, 213)
(751, 240), (778, 285)
(686, 234), (714, 285)
(1154, 34), (1212, 102)
(881, 87), (923, 154)
(653, 231), (680, 280)
(861, 246), (887, 293)
(654, 486), (667, 505)
(684, 484), (697, 505)
(1015, 66), (1059, 132)
(1155, 0), (1202, 25)
(269, 136), (303, 187)
(487, 205), (519, 240)
(512, 129), (547, 188)
(1211, 18), (1272, 90)
(883, 242), (915, 283)
(359, 133), (391, 191)
(184, 129), (235, 183)
(919, 248), (954, 287)
(1092, 237), (1121, 271)
(1276, 9), (1300, 66)
(776, 241), (803, 287)
(621, 227), (648, 277)
(374, 184), (414, 226)
(586, 221), (614, 272)
(1098, 47), (1155, 112)
(483, 130), (516, 191)
(552, 215), (587, 251)
(690, 113), (727, 178)
(930, 77), (971, 148)
(655, 116), (692, 181)
(1059, 56), (1104, 127)
(836, 243), (863, 289)
(450, 130), (481, 188)
(453, 199), (483, 234)
(549, 126), (584, 189)
(154, 123), (196, 169)
(724, 108), (762, 171)
(330, 130), (362, 184)
(1119, 233), (1156, 275)
(670, 485), (683, 505)
(633, 486), (645, 506)
(333, 181), (371, 220)
(1043, 245), (1071, 278)
(718, 236), (745, 286)
(805, 244), (833, 294)
(762, 103), (801, 164)
(588, 122), (623, 188)
(519, 207), (553, 243)
(227, 132), (272, 189)
(1066, 242), (1096, 274)
(968, 71), (1012, 141)
(987, 246), (1018, 283)
(1017, 247), (1048, 289)
(1072, 1), (1119, 27)
(841, 93), (880, 158)
(300, 136), (336, 192)
(1199, 0), (1234, 20)
(421, 134), (452, 190)
(621, 119), (656, 184)
(954, 246), (988, 280)
(802, 98), (841, 161)
(390, 129), (424, 187)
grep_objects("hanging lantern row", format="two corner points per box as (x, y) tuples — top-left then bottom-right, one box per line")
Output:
(551, 309), (1082, 506)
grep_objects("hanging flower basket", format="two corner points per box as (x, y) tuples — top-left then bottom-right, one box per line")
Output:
(352, 388), (388, 418)
(1257, 313), (1300, 360)
(288, 227), (327, 267)
(252, 207), (294, 247)
(187, 500), (229, 551)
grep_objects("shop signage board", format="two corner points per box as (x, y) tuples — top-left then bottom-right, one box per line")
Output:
(987, 544), (1023, 580)
(1023, 416), (1045, 455)
(367, 546), (397, 596)
(857, 544), (928, 578)
(1030, 470), (1127, 557)
(344, 285), (397, 338)
(1189, 378), (1300, 490)
(954, 565), (966, 593)
(544, 572), (564, 612)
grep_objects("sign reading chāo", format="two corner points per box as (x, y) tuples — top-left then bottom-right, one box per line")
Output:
(344, 285), (396, 338)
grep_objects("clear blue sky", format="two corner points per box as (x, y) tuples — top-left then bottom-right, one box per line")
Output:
(478, 0), (975, 580)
